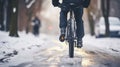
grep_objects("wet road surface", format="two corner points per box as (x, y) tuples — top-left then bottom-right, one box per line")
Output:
(10, 42), (120, 67)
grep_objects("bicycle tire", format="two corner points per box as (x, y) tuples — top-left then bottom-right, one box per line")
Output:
(67, 19), (74, 58)
(69, 39), (74, 58)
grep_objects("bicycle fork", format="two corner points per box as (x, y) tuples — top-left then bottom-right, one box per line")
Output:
(69, 10), (77, 47)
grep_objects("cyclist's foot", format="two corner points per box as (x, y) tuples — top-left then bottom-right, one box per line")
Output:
(77, 39), (83, 48)
(59, 28), (66, 42)
(59, 34), (65, 42)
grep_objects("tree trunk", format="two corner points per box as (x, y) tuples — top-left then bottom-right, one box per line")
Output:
(0, 0), (4, 31)
(101, 0), (110, 37)
(6, 0), (11, 31)
(87, 10), (95, 36)
(9, 0), (19, 37)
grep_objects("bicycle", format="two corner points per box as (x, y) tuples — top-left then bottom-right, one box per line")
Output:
(58, 3), (80, 58)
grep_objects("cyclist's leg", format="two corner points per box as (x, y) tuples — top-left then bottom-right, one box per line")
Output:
(60, 6), (69, 29)
(73, 6), (84, 47)
(59, 4), (69, 42)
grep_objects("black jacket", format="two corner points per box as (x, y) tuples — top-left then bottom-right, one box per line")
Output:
(52, 0), (83, 6)
(52, 0), (90, 7)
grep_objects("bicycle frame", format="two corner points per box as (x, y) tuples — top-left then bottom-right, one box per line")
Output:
(66, 7), (77, 58)
(58, 4), (78, 58)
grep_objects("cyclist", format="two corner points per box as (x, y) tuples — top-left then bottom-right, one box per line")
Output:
(52, 0), (90, 48)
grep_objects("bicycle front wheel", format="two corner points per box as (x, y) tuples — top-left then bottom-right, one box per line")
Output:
(68, 39), (74, 58)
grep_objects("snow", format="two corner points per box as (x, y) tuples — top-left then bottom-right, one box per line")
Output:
(0, 31), (57, 67)
(0, 31), (120, 67)
(83, 35), (120, 57)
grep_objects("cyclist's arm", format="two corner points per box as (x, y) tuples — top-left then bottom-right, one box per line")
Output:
(82, 0), (91, 8)
(52, 0), (60, 7)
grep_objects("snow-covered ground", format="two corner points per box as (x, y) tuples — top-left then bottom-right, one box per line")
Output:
(0, 31), (58, 67)
(0, 31), (120, 67)
(83, 35), (120, 57)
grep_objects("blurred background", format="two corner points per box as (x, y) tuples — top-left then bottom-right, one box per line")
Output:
(0, 0), (120, 67)
(0, 0), (120, 37)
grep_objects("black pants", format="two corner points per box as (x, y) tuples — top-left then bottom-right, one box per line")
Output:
(60, 4), (84, 39)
